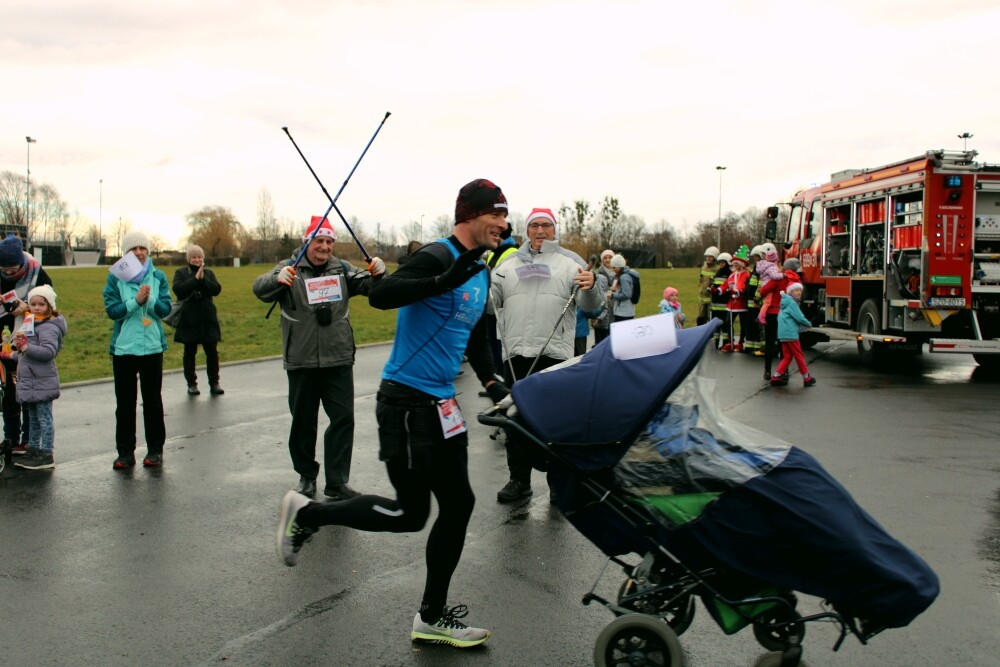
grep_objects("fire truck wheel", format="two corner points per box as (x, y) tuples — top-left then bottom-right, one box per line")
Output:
(856, 299), (883, 365)
(973, 354), (1000, 370)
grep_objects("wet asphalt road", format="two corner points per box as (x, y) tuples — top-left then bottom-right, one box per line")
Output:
(1, 338), (998, 666)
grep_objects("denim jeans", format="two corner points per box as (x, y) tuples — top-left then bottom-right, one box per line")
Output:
(26, 400), (54, 453)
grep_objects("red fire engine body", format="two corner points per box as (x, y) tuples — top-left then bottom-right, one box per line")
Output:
(771, 149), (1000, 367)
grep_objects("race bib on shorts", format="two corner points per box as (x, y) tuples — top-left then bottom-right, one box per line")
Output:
(436, 398), (467, 439)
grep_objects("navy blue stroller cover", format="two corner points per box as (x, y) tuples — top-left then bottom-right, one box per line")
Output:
(510, 322), (938, 631)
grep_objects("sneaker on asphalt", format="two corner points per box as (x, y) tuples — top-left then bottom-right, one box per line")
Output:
(770, 374), (789, 387)
(16, 449), (55, 470)
(719, 344), (734, 353)
(803, 375), (817, 387)
(276, 490), (316, 566)
(113, 454), (136, 470)
(187, 385), (201, 395)
(496, 480), (532, 503)
(12, 441), (29, 456)
(209, 384), (225, 395)
(411, 604), (490, 648)
(324, 484), (360, 501)
(142, 452), (163, 467)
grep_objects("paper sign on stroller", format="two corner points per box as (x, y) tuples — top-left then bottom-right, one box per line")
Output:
(610, 313), (678, 360)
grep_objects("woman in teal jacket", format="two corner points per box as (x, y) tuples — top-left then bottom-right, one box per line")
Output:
(103, 231), (172, 469)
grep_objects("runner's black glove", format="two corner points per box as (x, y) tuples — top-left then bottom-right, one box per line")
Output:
(435, 246), (487, 290)
(486, 380), (511, 405)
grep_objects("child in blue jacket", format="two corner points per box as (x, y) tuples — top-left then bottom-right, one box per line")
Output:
(771, 282), (815, 387)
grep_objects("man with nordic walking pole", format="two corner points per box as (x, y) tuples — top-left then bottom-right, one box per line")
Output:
(276, 178), (511, 648)
(489, 207), (602, 503)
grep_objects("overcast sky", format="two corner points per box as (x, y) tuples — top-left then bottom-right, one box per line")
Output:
(3, 0), (998, 250)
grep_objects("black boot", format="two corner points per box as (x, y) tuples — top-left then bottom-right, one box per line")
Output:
(295, 476), (317, 498)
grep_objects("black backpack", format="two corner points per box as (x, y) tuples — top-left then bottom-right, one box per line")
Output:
(626, 269), (641, 304)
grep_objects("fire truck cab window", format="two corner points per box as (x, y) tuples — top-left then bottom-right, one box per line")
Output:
(786, 204), (803, 242)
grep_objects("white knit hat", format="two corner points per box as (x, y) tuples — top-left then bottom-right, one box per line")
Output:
(610, 254), (627, 269)
(28, 284), (57, 311)
(121, 231), (151, 253)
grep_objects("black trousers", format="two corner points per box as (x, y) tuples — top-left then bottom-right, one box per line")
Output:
(113, 353), (165, 456)
(2, 357), (28, 444)
(593, 326), (610, 348)
(763, 313), (780, 376)
(503, 355), (562, 485)
(300, 381), (475, 616)
(286, 365), (355, 488)
(183, 342), (220, 387)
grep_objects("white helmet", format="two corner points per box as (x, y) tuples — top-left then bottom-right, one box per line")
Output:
(750, 245), (764, 258)
(717, 252), (732, 263)
(760, 242), (777, 255)
(704, 246), (720, 258)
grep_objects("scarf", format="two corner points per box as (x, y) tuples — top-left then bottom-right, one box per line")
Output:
(128, 258), (152, 284)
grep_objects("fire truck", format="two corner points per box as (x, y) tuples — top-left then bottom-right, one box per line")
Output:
(765, 149), (1000, 368)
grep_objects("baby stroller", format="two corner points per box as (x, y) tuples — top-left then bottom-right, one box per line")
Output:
(479, 321), (938, 667)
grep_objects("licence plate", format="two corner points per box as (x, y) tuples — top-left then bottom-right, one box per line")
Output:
(928, 297), (966, 307)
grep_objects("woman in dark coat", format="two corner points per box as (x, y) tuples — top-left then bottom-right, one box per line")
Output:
(172, 245), (224, 395)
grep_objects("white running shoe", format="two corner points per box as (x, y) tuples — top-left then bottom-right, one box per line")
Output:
(275, 490), (316, 567)
(411, 604), (491, 648)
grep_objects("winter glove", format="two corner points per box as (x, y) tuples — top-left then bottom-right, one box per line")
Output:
(485, 380), (511, 405)
(367, 257), (386, 276)
(277, 265), (297, 286)
(435, 245), (487, 290)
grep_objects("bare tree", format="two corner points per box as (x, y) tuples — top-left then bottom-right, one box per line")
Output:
(431, 214), (452, 239)
(110, 218), (132, 256)
(558, 199), (593, 244)
(149, 234), (168, 254)
(78, 224), (102, 249)
(400, 221), (422, 245)
(593, 196), (621, 249)
(0, 170), (27, 230)
(255, 188), (280, 261)
(33, 183), (68, 242)
(187, 205), (244, 257)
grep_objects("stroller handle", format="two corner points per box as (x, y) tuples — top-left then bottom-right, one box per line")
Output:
(477, 403), (513, 429)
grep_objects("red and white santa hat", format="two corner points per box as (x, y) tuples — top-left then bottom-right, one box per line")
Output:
(303, 216), (338, 243)
(525, 208), (558, 238)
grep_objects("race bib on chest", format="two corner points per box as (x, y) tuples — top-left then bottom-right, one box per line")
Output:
(514, 263), (552, 280)
(436, 398), (467, 439)
(305, 275), (344, 304)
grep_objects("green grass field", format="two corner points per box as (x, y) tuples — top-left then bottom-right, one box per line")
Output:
(48, 264), (701, 384)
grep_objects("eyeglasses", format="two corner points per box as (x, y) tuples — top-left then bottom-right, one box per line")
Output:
(527, 222), (554, 230)
(0, 265), (21, 272)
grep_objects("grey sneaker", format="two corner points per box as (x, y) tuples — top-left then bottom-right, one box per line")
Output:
(15, 449), (55, 470)
(411, 604), (490, 648)
(276, 491), (317, 566)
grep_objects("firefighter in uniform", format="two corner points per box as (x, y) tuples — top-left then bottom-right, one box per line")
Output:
(696, 246), (720, 326)
(710, 252), (732, 346)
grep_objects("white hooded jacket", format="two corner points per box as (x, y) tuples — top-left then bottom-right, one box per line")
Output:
(490, 239), (603, 362)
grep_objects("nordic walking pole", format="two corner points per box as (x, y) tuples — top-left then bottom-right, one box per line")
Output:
(266, 112), (391, 318)
(282, 111), (391, 262)
(523, 285), (580, 378)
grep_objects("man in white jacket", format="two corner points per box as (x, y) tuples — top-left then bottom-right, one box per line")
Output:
(490, 207), (602, 502)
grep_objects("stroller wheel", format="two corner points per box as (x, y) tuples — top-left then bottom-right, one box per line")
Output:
(594, 614), (683, 667)
(617, 579), (696, 636)
(752, 603), (805, 652)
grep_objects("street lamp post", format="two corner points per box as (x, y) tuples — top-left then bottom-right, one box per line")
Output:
(715, 165), (727, 249)
(26, 136), (37, 239)
(958, 132), (973, 151)
(99, 178), (103, 259)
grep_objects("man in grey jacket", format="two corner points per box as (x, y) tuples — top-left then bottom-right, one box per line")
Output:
(253, 216), (385, 500)
(490, 207), (601, 502)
